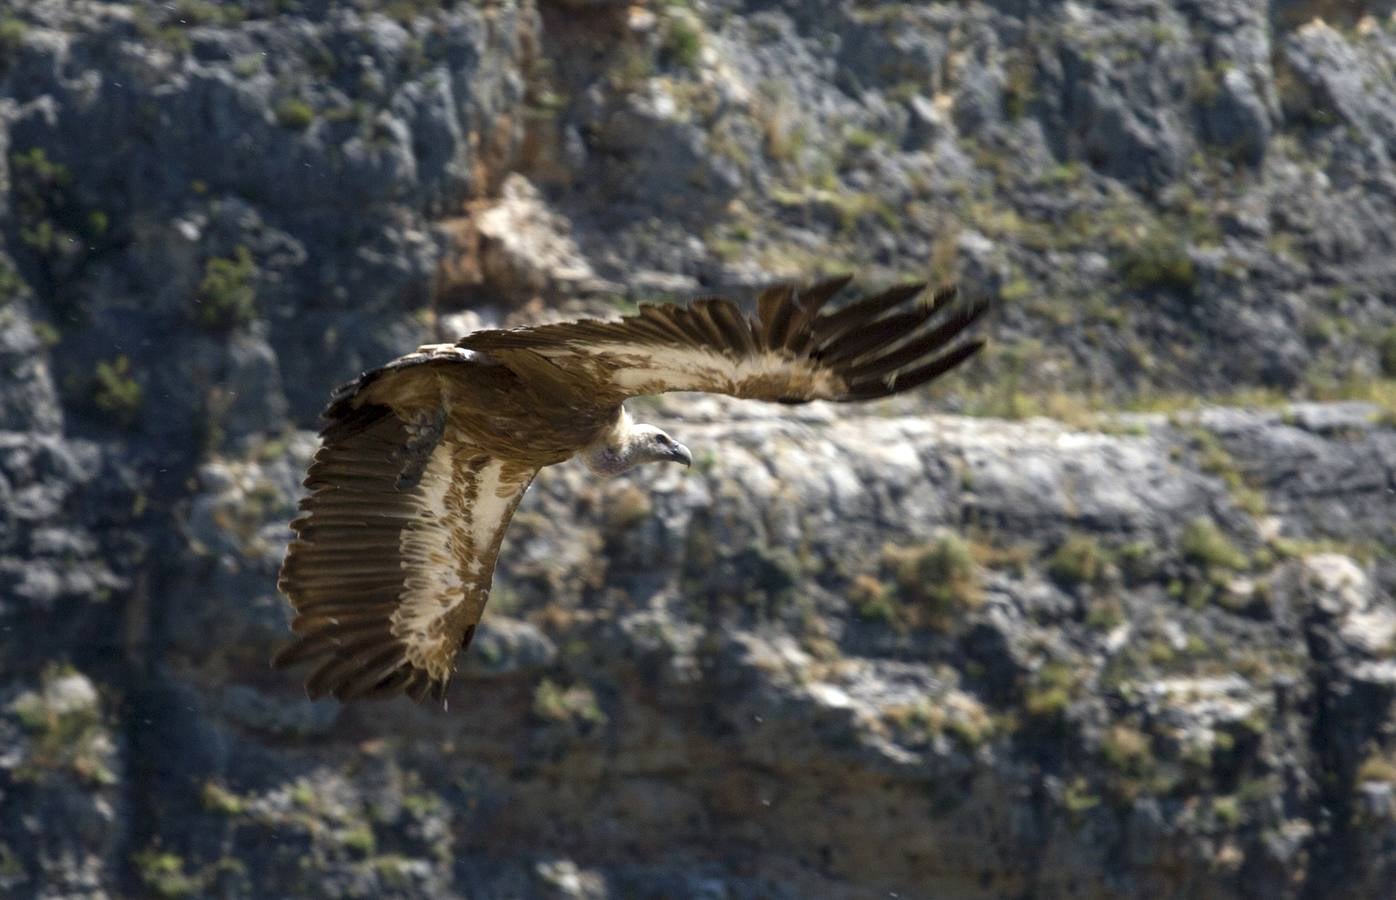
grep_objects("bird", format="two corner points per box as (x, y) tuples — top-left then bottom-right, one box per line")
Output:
(274, 275), (988, 703)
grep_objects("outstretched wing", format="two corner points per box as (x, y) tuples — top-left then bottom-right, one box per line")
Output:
(275, 406), (536, 703)
(457, 277), (987, 404)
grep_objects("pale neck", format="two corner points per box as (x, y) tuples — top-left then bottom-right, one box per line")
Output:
(581, 408), (638, 476)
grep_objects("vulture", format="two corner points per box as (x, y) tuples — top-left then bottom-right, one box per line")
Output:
(275, 276), (987, 703)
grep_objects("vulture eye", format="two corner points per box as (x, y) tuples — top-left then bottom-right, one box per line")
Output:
(656, 435), (672, 446)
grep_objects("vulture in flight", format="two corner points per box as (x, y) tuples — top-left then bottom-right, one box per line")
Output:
(275, 276), (987, 703)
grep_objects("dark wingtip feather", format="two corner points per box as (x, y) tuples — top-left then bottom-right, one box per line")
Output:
(796, 274), (854, 318)
(271, 642), (297, 670)
(756, 284), (796, 350)
(363, 667), (413, 698)
(781, 274), (854, 353)
(928, 282), (958, 310)
(840, 294), (991, 383)
(811, 281), (927, 346)
(320, 400), (395, 444)
(817, 310), (932, 367)
(811, 272), (855, 291)
(706, 297), (759, 355)
(844, 338), (986, 401)
(892, 338), (987, 392)
(272, 635), (325, 670)
(405, 673), (433, 703)
(333, 649), (409, 702)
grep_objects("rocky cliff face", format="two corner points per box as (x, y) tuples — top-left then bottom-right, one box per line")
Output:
(1, 0), (1395, 897)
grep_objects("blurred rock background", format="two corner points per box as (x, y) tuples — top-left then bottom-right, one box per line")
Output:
(1, 0), (1394, 897)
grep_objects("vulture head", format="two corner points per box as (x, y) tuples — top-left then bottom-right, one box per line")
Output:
(581, 409), (692, 476)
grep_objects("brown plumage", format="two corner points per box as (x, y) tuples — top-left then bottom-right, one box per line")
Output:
(275, 276), (988, 703)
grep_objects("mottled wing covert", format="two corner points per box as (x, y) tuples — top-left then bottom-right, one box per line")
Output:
(275, 407), (535, 703)
(457, 277), (988, 404)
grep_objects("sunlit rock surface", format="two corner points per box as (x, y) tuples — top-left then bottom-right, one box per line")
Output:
(2, 0), (1396, 897)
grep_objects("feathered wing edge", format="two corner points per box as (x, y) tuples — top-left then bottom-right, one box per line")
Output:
(456, 276), (988, 403)
(274, 405), (534, 704)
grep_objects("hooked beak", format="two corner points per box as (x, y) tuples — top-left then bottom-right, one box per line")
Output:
(669, 442), (693, 468)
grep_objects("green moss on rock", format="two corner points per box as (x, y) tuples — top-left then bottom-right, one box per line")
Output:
(274, 97), (315, 130)
(196, 247), (257, 331)
(1181, 517), (1248, 571)
(1049, 535), (1108, 589)
(890, 534), (982, 627)
(1117, 226), (1196, 295)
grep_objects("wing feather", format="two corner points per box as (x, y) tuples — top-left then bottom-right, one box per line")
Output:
(758, 284), (796, 349)
(708, 297), (760, 355)
(456, 276), (987, 404)
(811, 282), (929, 347)
(817, 310), (932, 366)
(405, 673), (433, 703)
(275, 407), (536, 703)
(788, 274), (853, 331)
(844, 340), (987, 401)
(843, 296), (991, 382)
(686, 300), (728, 350)
(638, 304), (695, 344)
(291, 609), (397, 631)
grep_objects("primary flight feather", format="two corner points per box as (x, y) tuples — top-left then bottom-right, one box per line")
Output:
(275, 276), (988, 703)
